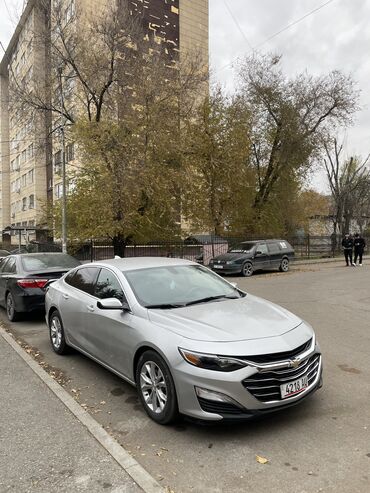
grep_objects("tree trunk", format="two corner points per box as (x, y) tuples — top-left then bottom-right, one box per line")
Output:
(112, 234), (127, 257)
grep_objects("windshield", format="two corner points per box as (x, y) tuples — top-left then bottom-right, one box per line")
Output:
(21, 254), (80, 272)
(123, 265), (244, 308)
(229, 242), (256, 253)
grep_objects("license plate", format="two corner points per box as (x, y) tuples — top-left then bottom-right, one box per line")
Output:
(280, 376), (308, 399)
(213, 265), (223, 269)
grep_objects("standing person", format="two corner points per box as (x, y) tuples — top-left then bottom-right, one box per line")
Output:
(342, 233), (354, 266)
(354, 233), (366, 266)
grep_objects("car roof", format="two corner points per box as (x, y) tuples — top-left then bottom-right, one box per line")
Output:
(97, 257), (195, 271)
(241, 239), (289, 244)
(16, 252), (67, 257)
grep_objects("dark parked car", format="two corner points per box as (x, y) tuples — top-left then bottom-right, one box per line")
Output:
(209, 239), (295, 277)
(0, 253), (80, 321)
(0, 249), (10, 260)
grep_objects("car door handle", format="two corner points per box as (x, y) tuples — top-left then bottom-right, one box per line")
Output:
(87, 305), (95, 312)
(62, 294), (69, 300)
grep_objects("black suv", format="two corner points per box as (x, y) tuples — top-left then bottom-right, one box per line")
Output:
(209, 239), (295, 277)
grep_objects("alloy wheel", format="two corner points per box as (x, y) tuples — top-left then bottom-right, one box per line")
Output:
(281, 259), (289, 272)
(243, 263), (253, 277)
(140, 361), (168, 413)
(50, 316), (63, 350)
(6, 294), (14, 319)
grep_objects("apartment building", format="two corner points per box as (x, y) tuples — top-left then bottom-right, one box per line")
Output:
(0, 0), (209, 243)
(0, 1), (50, 244)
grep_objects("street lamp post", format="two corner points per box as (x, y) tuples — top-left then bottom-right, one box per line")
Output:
(58, 67), (67, 254)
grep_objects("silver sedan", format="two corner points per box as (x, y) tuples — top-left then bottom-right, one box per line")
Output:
(45, 258), (322, 424)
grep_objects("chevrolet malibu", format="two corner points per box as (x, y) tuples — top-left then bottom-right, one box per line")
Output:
(45, 258), (322, 424)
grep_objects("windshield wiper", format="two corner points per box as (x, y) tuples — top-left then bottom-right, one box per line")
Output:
(184, 294), (240, 307)
(146, 303), (185, 309)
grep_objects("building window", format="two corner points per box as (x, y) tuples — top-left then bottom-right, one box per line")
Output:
(29, 194), (35, 209)
(55, 183), (63, 198)
(27, 143), (34, 160)
(65, 0), (75, 24)
(54, 150), (62, 175)
(21, 174), (27, 187)
(27, 169), (34, 185)
(66, 143), (74, 162)
(22, 149), (27, 163)
(22, 197), (27, 211)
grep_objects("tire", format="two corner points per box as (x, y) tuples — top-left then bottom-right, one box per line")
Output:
(49, 310), (69, 355)
(279, 258), (289, 272)
(6, 292), (21, 322)
(241, 262), (253, 277)
(136, 350), (179, 425)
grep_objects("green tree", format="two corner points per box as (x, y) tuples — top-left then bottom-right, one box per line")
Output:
(238, 54), (359, 231)
(181, 89), (253, 235)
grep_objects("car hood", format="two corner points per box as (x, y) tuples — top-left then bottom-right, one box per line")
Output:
(213, 252), (251, 262)
(148, 294), (303, 342)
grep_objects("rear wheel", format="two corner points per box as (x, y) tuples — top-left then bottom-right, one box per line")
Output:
(136, 350), (179, 425)
(6, 292), (21, 322)
(49, 310), (69, 355)
(241, 262), (253, 277)
(279, 258), (289, 272)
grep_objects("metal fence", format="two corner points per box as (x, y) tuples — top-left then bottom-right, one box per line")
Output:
(6, 234), (367, 264)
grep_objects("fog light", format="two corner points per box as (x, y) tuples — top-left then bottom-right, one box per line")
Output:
(195, 386), (243, 408)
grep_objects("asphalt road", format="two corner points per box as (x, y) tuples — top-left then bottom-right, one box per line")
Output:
(1, 262), (370, 493)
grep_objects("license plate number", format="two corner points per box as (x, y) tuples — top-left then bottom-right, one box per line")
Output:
(280, 376), (308, 399)
(213, 265), (223, 269)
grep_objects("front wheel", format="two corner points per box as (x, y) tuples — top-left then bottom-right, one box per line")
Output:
(6, 292), (21, 322)
(279, 258), (289, 272)
(241, 262), (253, 277)
(49, 310), (69, 355)
(136, 350), (179, 425)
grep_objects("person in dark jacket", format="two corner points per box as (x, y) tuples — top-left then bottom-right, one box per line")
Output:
(353, 233), (366, 266)
(342, 233), (354, 266)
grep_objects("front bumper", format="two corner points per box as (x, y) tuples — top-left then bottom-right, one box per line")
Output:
(210, 264), (242, 275)
(172, 346), (323, 422)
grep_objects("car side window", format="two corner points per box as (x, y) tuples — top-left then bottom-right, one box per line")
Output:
(67, 267), (98, 295)
(0, 258), (10, 273)
(2, 257), (16, 274)
(94, 268), (126, 303)
(257, 244), (268, 255)
(268, 243), (280, 254)
(64, 270), (77, 286)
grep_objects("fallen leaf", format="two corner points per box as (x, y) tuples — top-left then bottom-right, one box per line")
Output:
(256, 455), (269, 464)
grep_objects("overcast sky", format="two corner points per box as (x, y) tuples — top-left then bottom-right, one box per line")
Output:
(1, 0), (370, 193)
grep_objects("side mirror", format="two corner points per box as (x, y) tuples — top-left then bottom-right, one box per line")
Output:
(97, 298), (129, 311)
(256, 250), (263, 255)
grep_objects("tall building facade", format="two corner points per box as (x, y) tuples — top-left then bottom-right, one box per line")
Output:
(0, 0), (209, 243)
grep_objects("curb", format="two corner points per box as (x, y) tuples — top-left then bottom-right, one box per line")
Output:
(0, 326), (164, 493)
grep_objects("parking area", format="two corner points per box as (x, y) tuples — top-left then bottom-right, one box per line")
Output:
(1, 262), (370, 493)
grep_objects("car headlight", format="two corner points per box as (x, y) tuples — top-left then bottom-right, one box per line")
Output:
(179, 348), (247, 372)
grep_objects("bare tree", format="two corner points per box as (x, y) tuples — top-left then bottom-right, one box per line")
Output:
(324, 138), (370, 234)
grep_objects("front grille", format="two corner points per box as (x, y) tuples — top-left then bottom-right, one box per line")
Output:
(197, 397), (245, 415)
(238, 338), (312, 364)
(242, 353), (321, 403)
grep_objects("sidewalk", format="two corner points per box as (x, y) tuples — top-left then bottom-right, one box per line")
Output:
(0, 332), (143, 493)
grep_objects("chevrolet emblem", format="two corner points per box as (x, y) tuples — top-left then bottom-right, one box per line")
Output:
(290, 357), (301, 369)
